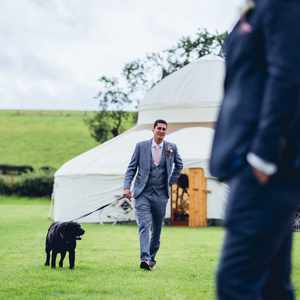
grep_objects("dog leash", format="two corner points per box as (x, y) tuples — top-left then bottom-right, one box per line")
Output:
(70, 195), (128, 222)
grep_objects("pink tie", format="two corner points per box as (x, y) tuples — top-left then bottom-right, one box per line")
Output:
(153, 145), (161, 166)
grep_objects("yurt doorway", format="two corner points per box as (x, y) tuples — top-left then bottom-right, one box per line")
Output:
(170, 168), (207, 227)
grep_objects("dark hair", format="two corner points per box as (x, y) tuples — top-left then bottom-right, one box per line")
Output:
(153, 119), (168, 128)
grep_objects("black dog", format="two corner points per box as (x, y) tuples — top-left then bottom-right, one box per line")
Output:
(45, 222), (85, 269)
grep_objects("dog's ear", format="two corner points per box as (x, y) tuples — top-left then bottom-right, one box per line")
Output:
(66, 222), (78, 238)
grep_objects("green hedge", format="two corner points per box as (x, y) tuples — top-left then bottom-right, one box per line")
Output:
(0, 172), (54, 197)
(0, 178), (12, 194)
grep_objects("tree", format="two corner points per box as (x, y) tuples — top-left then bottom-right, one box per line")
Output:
(122, 29), (226, 98)
(84, 110), (137, 143)
(86, 28), (226, 143)
(85, 75), (137, 143)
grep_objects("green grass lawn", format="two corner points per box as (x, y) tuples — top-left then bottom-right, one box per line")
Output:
(0, 110), (98, 169)
(1, 196), (300, 300)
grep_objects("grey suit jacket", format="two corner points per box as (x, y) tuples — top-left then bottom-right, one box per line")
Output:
(123, 139), (183, 198)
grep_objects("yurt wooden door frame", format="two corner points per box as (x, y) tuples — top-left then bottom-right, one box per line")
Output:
(170, 168), (208, 227)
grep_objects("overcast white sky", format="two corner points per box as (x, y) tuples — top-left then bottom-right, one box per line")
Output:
(0, 0), (242, 110)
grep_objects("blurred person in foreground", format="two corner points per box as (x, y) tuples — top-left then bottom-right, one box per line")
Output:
(123, 119), (183, 270)
(210, 0), (300, 299)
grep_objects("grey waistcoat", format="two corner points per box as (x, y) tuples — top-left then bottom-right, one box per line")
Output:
(144, 150), (168, 197)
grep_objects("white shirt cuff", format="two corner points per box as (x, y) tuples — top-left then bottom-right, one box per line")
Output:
(246, 153), (277, 175)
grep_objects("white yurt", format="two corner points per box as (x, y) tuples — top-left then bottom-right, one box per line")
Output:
(52, 55), (228, 225)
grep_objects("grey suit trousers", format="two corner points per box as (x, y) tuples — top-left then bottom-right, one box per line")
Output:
(135, 189), (168, 262)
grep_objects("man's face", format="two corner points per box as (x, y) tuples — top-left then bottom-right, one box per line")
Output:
(153, 122), (167, 141)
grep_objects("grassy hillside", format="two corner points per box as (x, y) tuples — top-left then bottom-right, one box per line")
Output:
(0, 110), (98, 169)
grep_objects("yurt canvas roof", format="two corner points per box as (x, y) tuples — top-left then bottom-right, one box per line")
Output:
(138, 55), (224, 125)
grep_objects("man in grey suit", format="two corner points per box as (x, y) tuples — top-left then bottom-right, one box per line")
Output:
(123, 119), (183, 270)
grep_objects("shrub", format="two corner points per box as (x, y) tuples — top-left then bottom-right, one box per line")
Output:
(0, 164), (34, 175)
(39, 166), (56, 174)
(15, 173), (54, 197)
(0, 172), (54, 198)
(0, 177), (13, 195)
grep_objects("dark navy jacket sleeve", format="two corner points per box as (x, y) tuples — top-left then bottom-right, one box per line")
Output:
(251, 0), (300, 165)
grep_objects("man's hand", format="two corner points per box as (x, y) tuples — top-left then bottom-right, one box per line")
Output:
(123, 188), (132, 200)
(252, 167), (270, 184)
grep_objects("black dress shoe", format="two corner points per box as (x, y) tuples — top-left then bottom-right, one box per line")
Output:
(140, 261), (152, 271)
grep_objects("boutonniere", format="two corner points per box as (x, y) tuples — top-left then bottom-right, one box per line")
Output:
(165, 146), (173, 157)
(239, 0), (255, 33)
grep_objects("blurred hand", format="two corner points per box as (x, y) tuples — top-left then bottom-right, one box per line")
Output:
(252, 167), (270, 184)
(123, 188), (132, 200)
